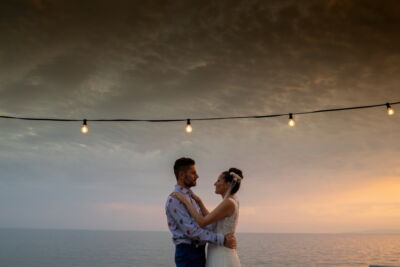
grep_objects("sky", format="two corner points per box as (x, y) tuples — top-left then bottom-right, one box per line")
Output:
(0, 0), (400, 233)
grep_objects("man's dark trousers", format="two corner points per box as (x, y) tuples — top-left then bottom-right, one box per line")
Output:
(175, 244), (206, 267)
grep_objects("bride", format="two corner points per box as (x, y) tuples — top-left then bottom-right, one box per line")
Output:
(172, 168), (243, 267)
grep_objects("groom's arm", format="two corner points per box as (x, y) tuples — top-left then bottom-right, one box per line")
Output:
(166, 196), (224, 245)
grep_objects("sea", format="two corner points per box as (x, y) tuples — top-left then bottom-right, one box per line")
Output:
(0, 228), (399, 267)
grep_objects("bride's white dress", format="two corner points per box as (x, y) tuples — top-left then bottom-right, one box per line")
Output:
(206, 197), (241, 267)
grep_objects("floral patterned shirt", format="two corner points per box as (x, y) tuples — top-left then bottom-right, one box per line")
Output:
(165, 185), (224, 246)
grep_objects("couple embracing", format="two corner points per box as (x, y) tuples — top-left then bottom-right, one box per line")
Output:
(165, 157), (243, 267)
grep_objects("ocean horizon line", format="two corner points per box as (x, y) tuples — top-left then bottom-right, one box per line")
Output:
(1, 227), (400, 235)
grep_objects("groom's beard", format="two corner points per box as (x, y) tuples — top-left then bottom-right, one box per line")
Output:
(184, 177), (196, 188)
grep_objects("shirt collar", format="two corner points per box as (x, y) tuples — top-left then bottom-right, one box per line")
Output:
(174, 184), (192, 195)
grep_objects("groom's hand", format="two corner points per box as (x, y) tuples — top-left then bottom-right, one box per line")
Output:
(223, 233), (236, 249)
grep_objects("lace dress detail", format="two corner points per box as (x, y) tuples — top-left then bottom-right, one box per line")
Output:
(206, 197), (241, 267)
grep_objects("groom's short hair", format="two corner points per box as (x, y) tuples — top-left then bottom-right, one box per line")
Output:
(174, 157), (195, 179)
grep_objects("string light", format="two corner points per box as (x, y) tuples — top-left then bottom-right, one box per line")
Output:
(81, 119), (88, 134)
(386, 103), (395, 115)
(185, 119), (192, 133)
(0, 101), (399, 132)
(288, 113), (295, 127)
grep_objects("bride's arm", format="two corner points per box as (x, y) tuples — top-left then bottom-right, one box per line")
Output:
(191, 193), (209, 216)
(171, 193), (235, 228)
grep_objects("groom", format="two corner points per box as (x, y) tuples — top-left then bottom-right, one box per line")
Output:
(165, 157), (236, 267)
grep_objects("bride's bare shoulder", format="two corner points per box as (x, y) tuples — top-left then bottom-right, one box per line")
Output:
(219, 198), (236, 212)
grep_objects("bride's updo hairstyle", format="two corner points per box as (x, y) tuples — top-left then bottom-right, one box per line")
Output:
(222, 168), (244, 195)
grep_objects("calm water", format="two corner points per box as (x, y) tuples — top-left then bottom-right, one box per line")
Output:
(0, 229), (399, 267)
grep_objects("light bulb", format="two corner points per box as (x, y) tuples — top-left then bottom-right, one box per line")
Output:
(185, 119), (192, 133)
(81, 119), (88, 134)
(386, 103), (394, 116)
(288, 113), (295, 127)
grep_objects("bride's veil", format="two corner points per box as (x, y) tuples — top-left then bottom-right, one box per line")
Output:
(223, 172), (243, 199)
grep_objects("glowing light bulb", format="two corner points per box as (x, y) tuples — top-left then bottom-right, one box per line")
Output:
(386, 103), (394, 116)
(81, 119), (88, 134)
(186, 119), (192, 133)
(288, 113), (295, 127)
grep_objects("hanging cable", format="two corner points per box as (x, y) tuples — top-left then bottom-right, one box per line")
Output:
(0, 101), (398, 125)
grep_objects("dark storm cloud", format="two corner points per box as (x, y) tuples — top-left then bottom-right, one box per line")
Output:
(1, 0), (399, 116)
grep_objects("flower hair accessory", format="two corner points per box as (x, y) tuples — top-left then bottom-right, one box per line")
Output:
(230, 172), (243, 182)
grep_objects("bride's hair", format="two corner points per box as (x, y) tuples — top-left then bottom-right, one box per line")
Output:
(222, 168), (244, 195)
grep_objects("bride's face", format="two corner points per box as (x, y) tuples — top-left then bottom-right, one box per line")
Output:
(214, 173), (230, 195)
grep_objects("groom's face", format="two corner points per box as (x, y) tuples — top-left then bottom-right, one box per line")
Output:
(181, 165), (199, 188)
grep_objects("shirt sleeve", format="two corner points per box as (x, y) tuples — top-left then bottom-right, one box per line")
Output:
(166, 196), (224, 245)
